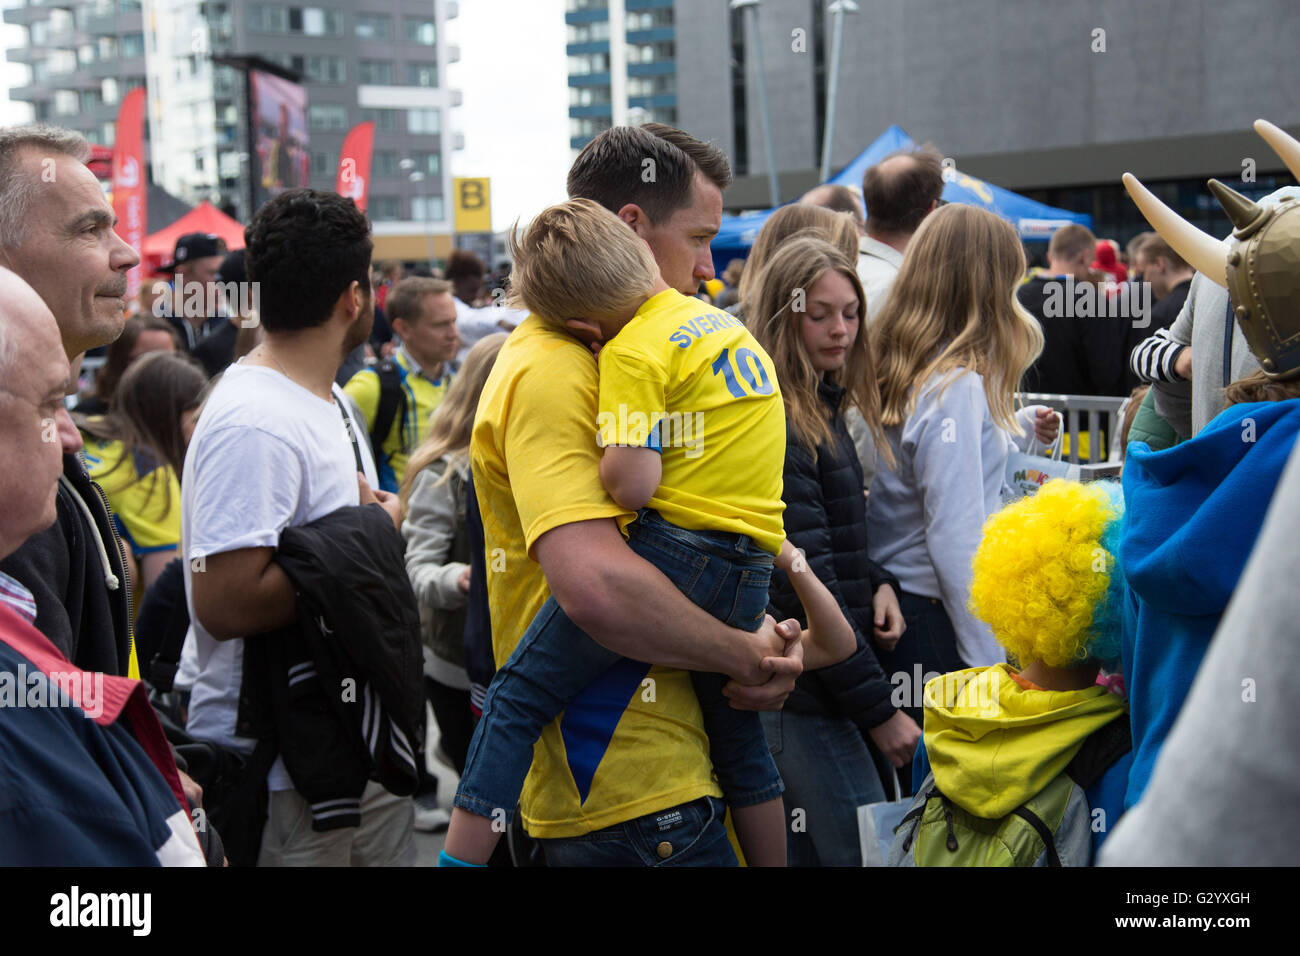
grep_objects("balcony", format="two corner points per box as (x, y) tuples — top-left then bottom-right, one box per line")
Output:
(566, 40), (609, 55)
(569, 103), (612, 119)
(626, 27), (674, 44)
(568, 71), (611, 86)
(564, 9), (609, 25)
(6, 45), (39, 64)
(628, 93), (675, 110)
(2, 6), (44, 26)
(627, 60), (674, 77)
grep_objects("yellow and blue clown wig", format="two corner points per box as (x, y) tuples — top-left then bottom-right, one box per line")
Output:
(968, 479), (1124, 669)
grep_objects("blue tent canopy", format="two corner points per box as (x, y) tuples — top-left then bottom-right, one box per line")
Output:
(713, 125), (1093, 271)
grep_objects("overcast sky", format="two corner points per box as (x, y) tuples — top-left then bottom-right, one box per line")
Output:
(0, 0), (572, 232)
(445, 0), (571, 232)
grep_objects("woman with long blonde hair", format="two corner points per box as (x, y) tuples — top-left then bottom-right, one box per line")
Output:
(399, 332), (507, 829)
(867, 204), (1058, 715)
(748, 234), (916, 866)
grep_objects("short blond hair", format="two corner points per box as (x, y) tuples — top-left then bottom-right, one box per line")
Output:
(508, 198), (658, 324)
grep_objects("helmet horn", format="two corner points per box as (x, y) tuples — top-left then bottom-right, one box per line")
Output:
(1121, 172), (1228, 288)
(1207, 179), (1268, 235)
(1254, 118), (1300, 182)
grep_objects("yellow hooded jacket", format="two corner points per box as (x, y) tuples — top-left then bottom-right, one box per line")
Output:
(924, 664), (1127, 819)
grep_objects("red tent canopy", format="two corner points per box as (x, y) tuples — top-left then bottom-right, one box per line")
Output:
(142, 200), (245, 273)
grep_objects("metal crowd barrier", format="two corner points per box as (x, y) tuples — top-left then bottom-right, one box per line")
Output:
(1016, 392), (1130, 465)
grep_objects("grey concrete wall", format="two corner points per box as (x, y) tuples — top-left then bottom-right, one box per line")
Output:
(673, 0), (735, 164)
(676, 0), (1300, 198)
(829, 0), (1300, 175)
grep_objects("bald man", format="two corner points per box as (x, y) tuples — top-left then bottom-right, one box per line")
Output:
(800, 184), (866, 234)
(0, 268), (78, 559)
(857, 147), (945, 323)
(0, 124), (139, 675)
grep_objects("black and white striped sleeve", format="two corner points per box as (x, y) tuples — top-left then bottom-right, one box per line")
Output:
(1130, 328), (1188, 383)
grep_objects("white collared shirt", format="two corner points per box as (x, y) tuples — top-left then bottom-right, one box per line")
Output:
(856, 234), (905, 325)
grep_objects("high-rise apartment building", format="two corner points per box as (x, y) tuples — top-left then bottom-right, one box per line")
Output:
(4, 0), (462, 261)
(566, 0), (677, 152)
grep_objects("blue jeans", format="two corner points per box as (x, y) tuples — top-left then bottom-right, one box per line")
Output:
(455, 508), (783, 826)
(539, 796), (738, 867)
(761, 709), (886, 867)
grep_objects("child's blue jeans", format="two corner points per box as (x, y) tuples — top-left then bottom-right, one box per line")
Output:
(454, 508), (784, 824)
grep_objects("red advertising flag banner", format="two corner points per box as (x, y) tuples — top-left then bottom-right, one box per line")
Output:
(335, 121), (375, 213)
(111, 87), (147, 303)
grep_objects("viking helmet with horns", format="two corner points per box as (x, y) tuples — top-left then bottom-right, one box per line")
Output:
(1122, 119), (1300, 381)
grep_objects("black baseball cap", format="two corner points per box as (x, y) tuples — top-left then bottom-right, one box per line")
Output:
(164, 232), (228, 272)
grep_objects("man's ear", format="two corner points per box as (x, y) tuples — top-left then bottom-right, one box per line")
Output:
(617, 203), (650, 237)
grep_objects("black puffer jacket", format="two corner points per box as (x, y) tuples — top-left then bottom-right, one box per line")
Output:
(767, 378), (900, 730)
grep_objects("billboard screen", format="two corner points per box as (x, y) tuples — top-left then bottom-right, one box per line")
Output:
(250, 69), (309, 209)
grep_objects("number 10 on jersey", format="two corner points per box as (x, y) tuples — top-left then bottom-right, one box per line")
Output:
(711, 347), (774, 398)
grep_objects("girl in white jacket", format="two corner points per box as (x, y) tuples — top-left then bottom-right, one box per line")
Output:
(866, 205), (1057, 722)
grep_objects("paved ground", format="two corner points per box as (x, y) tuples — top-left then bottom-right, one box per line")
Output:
(412, 707), (455, 866)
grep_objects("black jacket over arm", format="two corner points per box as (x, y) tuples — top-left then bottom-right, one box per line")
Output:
(240, 502), (425, 832)
(767, 379), (900, 731)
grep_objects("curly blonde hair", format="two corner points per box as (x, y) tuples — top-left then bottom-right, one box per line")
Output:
(968, 480), (1124, 669)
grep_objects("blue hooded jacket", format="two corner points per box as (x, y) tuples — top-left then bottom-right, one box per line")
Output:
(1119, 398), (1300, 811)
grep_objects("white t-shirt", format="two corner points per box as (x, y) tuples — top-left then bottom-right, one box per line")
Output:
(181, 361), (377, 790)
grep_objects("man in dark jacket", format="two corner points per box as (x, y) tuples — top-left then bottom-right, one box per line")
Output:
(0, 124), (139, 676)
(1018, 223), (1130, 398)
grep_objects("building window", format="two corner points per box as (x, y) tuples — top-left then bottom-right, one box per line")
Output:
(569, 85), (611, 107)
(406, 63), (439, 88)
(80, 90), (102, 112)
(411, 151), (440, 176)
(304, 55), (346, 83)
(54, 91), (79, 116)
(567, 53), (609, 74)
(298, 7), (343, 36)
(311, 151), (333, 176)
(566, 20), (610, 43)
(356, 13), (392, 41)
(407, 108), (440, 134)
(97, 36), (117, 60)
(570, 116), (611, 139)
(308, 104), (348, 130)
(405, 18), (436, 45)
(627, 74), (675, 97)
(77, 44), (96, 67)
(358, 60), (393, 85)
(47, 50), (77, 75)
(372, 151), (398, 178)
(411, 195), (444, 221)
(626, 9), (673, 30)
(102, 77), (119, 104)
(248, 4), (288, 33)
(627, 42), (674, 64)
(360, 108), (399, 132)
(370, 195), (399, 221)
(121, 34), (145, 58)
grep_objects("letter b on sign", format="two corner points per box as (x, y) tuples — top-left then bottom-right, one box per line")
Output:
(460, 179), (485, 210)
